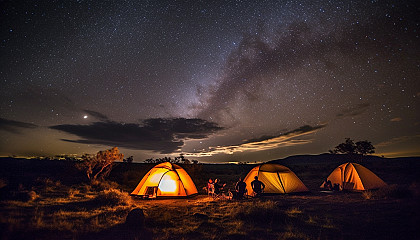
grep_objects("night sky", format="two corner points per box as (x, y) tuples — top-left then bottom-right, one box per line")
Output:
(1, 0), (419, 163)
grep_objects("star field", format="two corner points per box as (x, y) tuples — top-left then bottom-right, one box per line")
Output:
(0, 0), (419, 162)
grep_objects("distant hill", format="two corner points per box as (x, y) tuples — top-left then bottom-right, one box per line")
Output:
(268, 153), (419, 166)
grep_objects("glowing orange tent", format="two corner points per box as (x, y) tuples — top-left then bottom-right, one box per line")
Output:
(320, 162), (387, 191)
(131, 162), (198, 198)
(243, 163), (308, 195)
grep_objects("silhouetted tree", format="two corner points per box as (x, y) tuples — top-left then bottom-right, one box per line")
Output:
(330, 138), (375, 161)
(123, 156), (134, 163)
(329, 138), (357, 155)
(76, 147), (123, 181)
(355, 140), (375, 155)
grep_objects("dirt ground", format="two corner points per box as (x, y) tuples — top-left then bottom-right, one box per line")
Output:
(124, 191), (420, 240)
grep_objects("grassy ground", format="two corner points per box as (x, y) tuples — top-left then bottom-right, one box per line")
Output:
(0, 156), (419, 239)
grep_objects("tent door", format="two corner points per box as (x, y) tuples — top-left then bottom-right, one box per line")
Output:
(145, 186), (158, 198)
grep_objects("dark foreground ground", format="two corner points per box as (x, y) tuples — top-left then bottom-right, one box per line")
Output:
(0, 155), (419, 239)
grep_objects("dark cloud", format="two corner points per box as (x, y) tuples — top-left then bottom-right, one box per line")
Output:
(336, 103), (370, 118)
(84, 110), (109, 121)
(0, 118), (38, 134)
(50, 118), (224, 154)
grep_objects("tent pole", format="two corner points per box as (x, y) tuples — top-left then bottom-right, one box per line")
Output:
(277, 172), (286, 193)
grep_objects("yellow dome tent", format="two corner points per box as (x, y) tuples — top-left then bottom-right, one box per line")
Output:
(243, 163), (308, 195)
(131, 162), (198, 198)
(320, 162), (387, 191)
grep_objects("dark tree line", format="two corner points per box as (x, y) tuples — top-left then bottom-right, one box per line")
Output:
(144, 154), (199, 165)
(123, 156), (134, 163)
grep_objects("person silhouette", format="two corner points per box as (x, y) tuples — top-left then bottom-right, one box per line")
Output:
(324, 179), (332, 190)
(235, 177), (247, 199)
(251, 176), (265, 197)
(206, 178), (214, 196)
(213, 178), (225, 195)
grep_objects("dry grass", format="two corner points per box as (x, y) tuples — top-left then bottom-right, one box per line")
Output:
(0, 180), (137, 239)
(285, 206), (303, 216)
(362, 184), (414, 200)
(93, 188), (133, 206)
(1, 158), (419, 239)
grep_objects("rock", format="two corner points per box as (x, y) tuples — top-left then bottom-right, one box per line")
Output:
(125, 208), (145, 232)
(193, 212), (209, 220)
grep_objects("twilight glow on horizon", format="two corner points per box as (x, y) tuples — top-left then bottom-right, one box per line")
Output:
(1, 0), (419, 163)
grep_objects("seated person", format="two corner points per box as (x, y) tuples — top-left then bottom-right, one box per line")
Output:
(234, 178), (247, 199)
(251, 176), (265, 197)
(323, 179), (333, 191)
(213, 179), (225, 195)
(206, 178), (214, 195)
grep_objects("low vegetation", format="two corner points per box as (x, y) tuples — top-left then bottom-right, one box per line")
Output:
(0, 156), (419, 239)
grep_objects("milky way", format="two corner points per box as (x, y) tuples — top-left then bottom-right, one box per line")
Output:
(1, 0), (419, 162)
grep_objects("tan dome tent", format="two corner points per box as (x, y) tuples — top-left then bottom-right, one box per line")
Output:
(131, 162), (198, 198)
(321, 162), (387, 191)
(244, 163), (308, 195)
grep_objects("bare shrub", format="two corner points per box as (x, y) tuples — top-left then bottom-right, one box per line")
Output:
(91, 180), (120, 191)
(76, 147), (123, 181)
(374, 184), (412, 199)
(93, 188), (132, 206)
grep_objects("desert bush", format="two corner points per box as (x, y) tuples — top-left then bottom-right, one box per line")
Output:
(67, 188), (81, 198)
(12, 190), (39, 202)
(366, 184), (412, 199)
(91, 180), (120, 191)
(34, 177), (61, 193)
(378, 184), (412, 199)
(77, 147), (123, 181)
(93, 188), (132, 206)
(27, 190), (39, 201)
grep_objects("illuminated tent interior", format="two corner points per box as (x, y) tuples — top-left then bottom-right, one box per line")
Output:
(243, 163), (308, 195)
(131, 162), (198, 198)
(320, 162), (387, 191)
